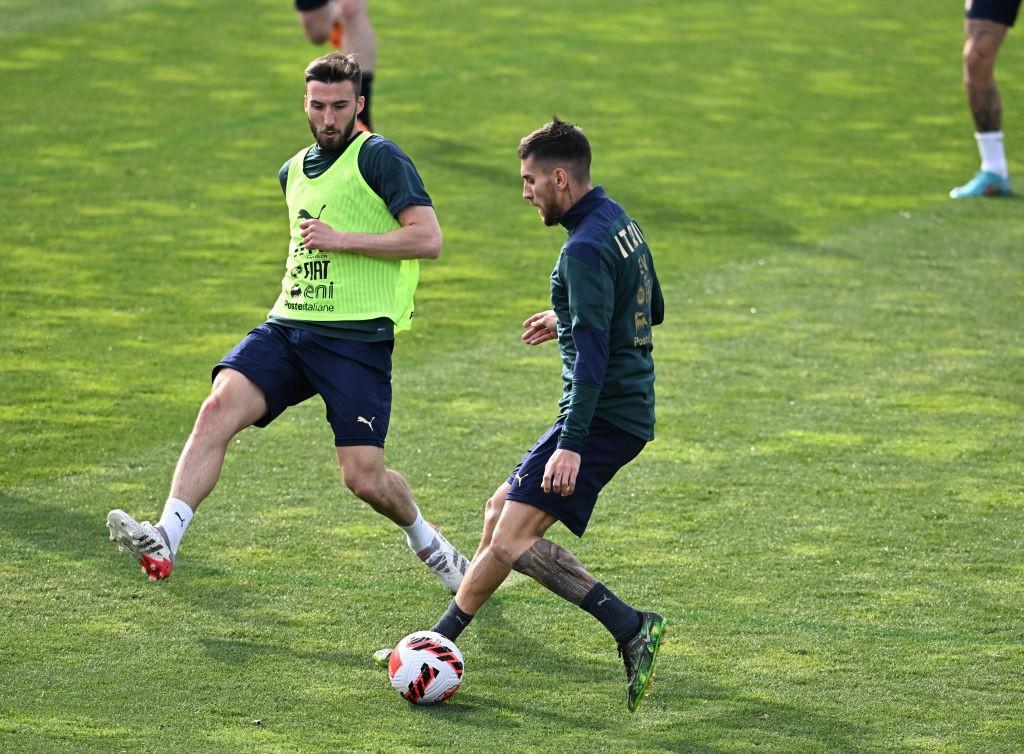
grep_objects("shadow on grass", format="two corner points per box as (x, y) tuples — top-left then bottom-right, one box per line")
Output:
(197, 636), (365, 668)
(0, 491), (322, 618)
(690, 693), (881, 753)
(0, 493), (884, 750)
(416, 135), (513, 189)
(641, 195), (801, 243)
(454, 597), (875, 752)
(0, 492), (119, 570)
(416, 647), (878, 753)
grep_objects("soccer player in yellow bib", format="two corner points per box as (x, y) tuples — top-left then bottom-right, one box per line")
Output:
(107, 53), (468, 594)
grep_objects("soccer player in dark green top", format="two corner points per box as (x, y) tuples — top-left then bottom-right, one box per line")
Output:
(106, 53), (468, 595)
(380, 117), (667, 712)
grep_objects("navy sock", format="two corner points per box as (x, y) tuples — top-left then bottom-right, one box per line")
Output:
(431, 599), (474, 642)
(581, 583), (642, 645)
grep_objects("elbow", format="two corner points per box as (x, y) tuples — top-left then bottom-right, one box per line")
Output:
(421, 230), (442, 260)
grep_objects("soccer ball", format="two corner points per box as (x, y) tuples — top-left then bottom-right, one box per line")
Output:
(388, 631), (464, 704)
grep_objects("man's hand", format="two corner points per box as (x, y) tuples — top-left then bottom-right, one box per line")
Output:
(543, 448), (580, 496)
(522, 310), (557, 345)
(299, 218), (345, 251)
(298, 205), (441, 260)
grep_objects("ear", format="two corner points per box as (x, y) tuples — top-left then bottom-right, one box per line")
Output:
(355, 95), (365, 116)
(553, 167), (570, 191)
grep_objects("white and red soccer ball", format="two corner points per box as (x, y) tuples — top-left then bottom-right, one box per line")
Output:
(388, 631), (464, 704)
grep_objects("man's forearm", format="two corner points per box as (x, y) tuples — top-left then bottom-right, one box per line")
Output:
(336, 224), (441, 260)
(557, 380), (601, 452)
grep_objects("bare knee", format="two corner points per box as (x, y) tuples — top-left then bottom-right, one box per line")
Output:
(489, 528), (536, 568)
(965, 47), (996, 80)
(338, 0), (368, 23)
(195, 370), (264, 437)
(305, 28), (331, 44)
(487, 536), (518, 567)
(963, 22), (1004, 79)
(300, 4), (335, 44)
(193, 391), (239, 443)
(343, 467), (381, 502)
(483, 493), (504, 529)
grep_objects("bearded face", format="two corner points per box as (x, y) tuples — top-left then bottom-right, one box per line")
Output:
(304, 78), (363, 150)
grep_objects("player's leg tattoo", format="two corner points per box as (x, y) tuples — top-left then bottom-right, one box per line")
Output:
(964, 20), (1006, 132)
(512, 539), (598, 606)
(968, 82), (1002, 133)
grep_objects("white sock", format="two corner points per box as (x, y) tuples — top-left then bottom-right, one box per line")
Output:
(976, 131), (1009, 179)
(157, 498), (193, 554)
(400, 509), (435, 553)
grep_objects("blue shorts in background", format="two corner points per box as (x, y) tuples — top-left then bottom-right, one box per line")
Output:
(967, 0), (1021, 27)
(214, 322), (393, 447)
(505, 417), (647, 537)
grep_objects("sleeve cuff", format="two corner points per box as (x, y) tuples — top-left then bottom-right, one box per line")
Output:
(556, 435), (585, 453)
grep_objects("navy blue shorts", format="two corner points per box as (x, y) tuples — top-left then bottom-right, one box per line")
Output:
(967, 0), (1021, 26)
(505, 417), (647, 537)
(214, 322), (393, 447)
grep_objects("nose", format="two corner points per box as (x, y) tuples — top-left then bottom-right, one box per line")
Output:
(323, 109), (335, 126)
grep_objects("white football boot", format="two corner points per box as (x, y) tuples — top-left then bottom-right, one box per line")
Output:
(418, 525), (468, 594)
(106, 509), (176, 581)
(372, 648), (392, 668)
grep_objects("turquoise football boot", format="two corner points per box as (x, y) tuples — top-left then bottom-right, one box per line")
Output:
(949, 170), (1012, 198)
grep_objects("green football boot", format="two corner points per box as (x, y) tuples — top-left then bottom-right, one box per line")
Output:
(619, 611), (666, 713)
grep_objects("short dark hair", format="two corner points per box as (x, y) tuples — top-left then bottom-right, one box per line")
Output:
(304, 52), (362, 94)
(517, 116), (591, 182)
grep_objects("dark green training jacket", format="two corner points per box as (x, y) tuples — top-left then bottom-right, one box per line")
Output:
(551, 186), (665, 451)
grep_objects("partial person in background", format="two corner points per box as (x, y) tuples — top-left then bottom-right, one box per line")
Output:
(950, 0), (1018, 197)
(295, 0), (377, 130)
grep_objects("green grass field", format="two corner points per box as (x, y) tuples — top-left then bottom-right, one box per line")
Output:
(2, 0), (1023, 751)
